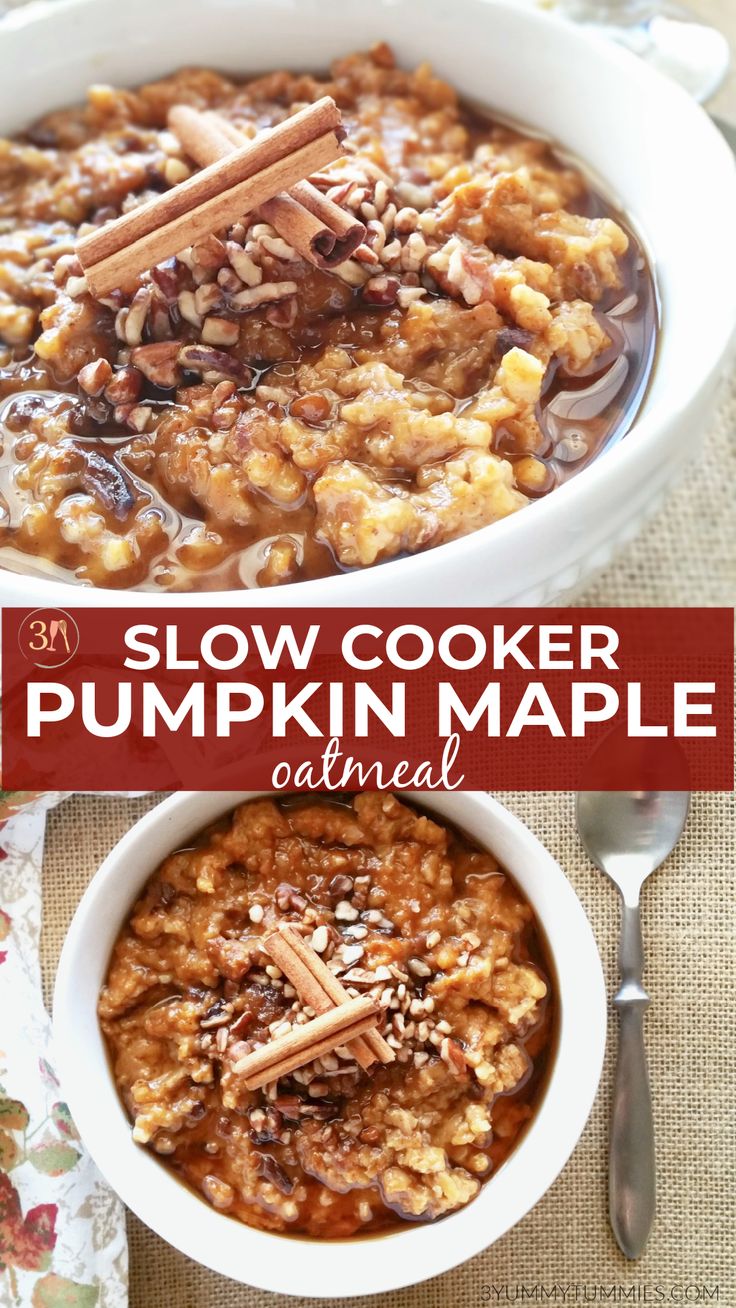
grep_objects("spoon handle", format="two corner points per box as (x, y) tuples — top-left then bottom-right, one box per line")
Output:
(610, 899), (655, 1259)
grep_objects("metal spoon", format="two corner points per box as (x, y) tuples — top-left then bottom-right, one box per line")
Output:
(576, 789), (690, 1258)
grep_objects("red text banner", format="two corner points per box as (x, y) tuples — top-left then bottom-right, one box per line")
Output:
(1, 607), (733, 792)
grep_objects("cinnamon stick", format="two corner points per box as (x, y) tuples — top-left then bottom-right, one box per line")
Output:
(77, 97), (345, 297)
(289, 179), (366, 261)
(232, 994), (380, 1090)
(174, 107), (332, 265)
(170, 106), (365, 268)
(81, 96), (341, 267)
(264, 928), (375, 1070)
(266, 926), (395, 1067)
(204, 111), (365, 262)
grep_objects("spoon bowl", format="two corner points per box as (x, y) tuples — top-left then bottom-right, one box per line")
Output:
(577, 789), (690, 901)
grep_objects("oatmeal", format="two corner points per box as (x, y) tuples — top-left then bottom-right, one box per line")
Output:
(0, 45), (656, 590)
(99, 793), (554, 1237)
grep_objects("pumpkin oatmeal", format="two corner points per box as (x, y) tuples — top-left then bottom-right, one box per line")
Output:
(0, 44), (656, 590)
(99, 793), (554, 1237)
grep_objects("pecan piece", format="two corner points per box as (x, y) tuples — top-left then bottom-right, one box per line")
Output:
(272, 1095), (302, 1120)
(265, 298), (297, 329)
(192, 234), (228, 272)
(296, 1100), (335, 1120)
(126, 404), (152, 434)
(440, 1037), (468, 1081)
(229, 1010), (253, 1038)
(258, 1154), (294, 1195)
(360, 1125), (381, 1144)
(274, 883), (307, 914)
(494, 326), (534, 357)
(150, 257), (181, 304)
(195, 283), (224, 318)
(200, 998), (231, 1029)
(178, 344), (252, 387)
(80, 450), (135, 521)
(148, 296), (174, 342)
(131, 341), (182, 389)
(77, 357), (112, 396)
(340, 967), (380, 986)
(362, 275), (399, 305)
(201, 316), (239, 347)
(327, 873), (354, 899)
(230, 281), (297, 310)
(250, 1106), (286, 1145)
(104, 366), (142, 406)
(218, 266), (244, 295)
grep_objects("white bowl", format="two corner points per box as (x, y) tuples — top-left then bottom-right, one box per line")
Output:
(53, 790), (606, 1297)
(2, 0), (734, 609)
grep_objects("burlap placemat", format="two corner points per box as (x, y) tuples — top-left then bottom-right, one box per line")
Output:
(40, 787), (735, 1308)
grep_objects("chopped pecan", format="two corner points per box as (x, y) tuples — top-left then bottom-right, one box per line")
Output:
(80, 450), (135, 520)
(104, 365), (142, 406)
(212, 380), (237, 407)
(200, 998), (231, 1029)
(192, 234), (228, 272)
(360, 1125), (381, 1144)
(131, 341), (182, 389)
(340, 967), (380, 986)
(362, 275), (400, 306)
(327, 874), (354, 899)
(297, 1100), (336, 1120)
(440, 1037), (468, 1080)
(126, 404), (152, 433)
(274, 883), (307, 914)
(148, 296), (174, 342)
(230, 281), (298, 310)
(194, 283), (224, 318)
(258, 1154), (294, 1195)
(494, 326), (534, 357)
(77, 357), (113, 396)
(229, 1010), (253, 1038)
(249, 1106), (286, 1145)
(217, 266), (244, 295)
(201, 1174), (234, 1210)
(201, 316), (239, 347)
(150, 257), (181, 304)
(265, 298), (297, 329)
(178, 344), (252, 387)
(122, 287), (152, 346)
(272, 1095), (303, 1120)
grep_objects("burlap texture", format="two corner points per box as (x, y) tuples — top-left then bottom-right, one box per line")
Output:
(33, 0), (736, 1301)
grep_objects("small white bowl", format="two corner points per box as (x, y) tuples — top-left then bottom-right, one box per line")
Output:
(54, 791), (606, 1297)
(0, 0), (735, 607)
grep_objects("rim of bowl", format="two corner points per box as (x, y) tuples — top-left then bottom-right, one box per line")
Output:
(53, 789), (607, 1297)
(0, 0), (735, 604)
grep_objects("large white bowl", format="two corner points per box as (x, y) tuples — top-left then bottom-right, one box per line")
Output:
(1, 0), (734, 609)
(53, 790), (606, 1297)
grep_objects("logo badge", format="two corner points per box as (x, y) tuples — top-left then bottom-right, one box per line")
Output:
(18, 609), (80, 669)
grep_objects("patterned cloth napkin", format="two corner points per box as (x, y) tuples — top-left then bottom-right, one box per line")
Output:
(0, 796), (128, 1308)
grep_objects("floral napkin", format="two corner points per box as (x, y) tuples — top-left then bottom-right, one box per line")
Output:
(0, 795), (128, 1308)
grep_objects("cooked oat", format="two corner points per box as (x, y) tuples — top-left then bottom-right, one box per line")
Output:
(0, 46), (656, 590)
(99, 793), (553, 1237)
